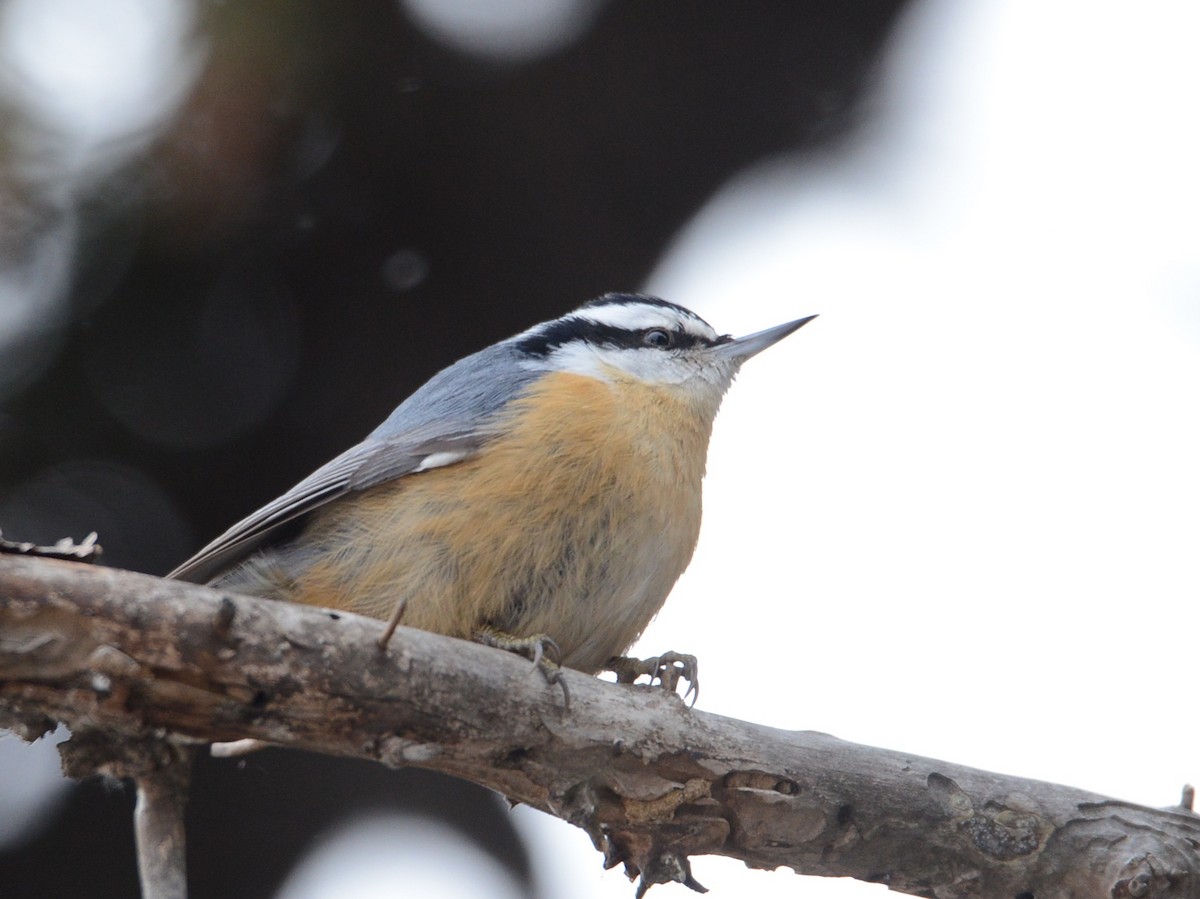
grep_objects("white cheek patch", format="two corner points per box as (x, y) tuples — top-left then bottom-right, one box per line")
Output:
(519, 341), (614, 381)
(611, 347), (692, 384)
(527, 340), (740, 392)
(414, 450), (470, 472)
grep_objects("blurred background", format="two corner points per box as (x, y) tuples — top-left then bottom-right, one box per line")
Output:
(1, 1), (1197, 897)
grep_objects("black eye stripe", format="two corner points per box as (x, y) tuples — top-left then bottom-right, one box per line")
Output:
(517, 319), (715, 358)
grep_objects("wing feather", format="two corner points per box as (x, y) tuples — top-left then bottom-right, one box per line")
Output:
(166, 434), (480, 583)
(167, 340), (539, 584)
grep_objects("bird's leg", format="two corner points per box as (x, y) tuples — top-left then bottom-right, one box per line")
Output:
(474, 627), (570, 709)
(605, 651), (699, 706)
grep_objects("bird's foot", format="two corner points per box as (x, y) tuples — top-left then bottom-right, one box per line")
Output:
(474, 628), (570, 709)
(606, 651), (699, 706)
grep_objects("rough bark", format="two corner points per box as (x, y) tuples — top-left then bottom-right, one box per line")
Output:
(1, 556), (1197, 897)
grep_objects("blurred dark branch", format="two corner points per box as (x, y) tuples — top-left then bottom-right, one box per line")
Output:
(51, 730), (192, 899)
(1, 557), (1198, 898)
(132, 760), (190, 899)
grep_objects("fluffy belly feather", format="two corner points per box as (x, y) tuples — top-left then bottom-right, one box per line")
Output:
(249, 372), (711, 673)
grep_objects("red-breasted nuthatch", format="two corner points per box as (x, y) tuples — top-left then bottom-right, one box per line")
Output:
(170, 294), (814, 692)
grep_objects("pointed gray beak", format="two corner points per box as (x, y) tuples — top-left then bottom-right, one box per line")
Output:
(711, 314), (817, 362)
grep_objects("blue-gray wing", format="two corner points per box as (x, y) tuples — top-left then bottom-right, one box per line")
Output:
(167, 341), (538, 584)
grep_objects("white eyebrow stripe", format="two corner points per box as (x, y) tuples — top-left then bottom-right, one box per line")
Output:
(571, 303), (718, 340)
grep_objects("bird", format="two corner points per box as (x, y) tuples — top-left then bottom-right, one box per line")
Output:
(169, 293), (814, 699)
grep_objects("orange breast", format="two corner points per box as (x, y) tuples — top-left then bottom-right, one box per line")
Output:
(291, 370), (713, 672)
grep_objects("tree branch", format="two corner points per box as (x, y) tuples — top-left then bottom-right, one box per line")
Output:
(1, 556), (1197, 897)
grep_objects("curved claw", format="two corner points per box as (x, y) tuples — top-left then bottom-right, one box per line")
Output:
(683, 674), (700, 708)
(538, 659), (571, 710)
(528, 635), (562, 669)
(473, 628), (570, 710)
(605, 651), (699, 706)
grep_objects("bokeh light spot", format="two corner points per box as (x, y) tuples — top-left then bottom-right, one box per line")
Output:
(399, 0), (602, 62)
(83, 265), (301, 451)
(0, 459), (192, 574)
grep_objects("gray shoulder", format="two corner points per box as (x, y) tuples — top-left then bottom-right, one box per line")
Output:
(343, 340), (539, 490)
(368, 340), (538, 442)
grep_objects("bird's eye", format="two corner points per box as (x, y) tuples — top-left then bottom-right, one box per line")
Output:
(643, 328), (673, 348)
